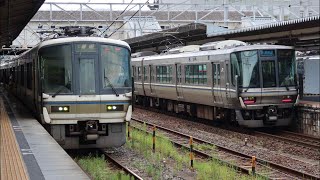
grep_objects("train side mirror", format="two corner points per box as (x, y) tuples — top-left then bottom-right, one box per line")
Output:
(235, 75), (239, 97)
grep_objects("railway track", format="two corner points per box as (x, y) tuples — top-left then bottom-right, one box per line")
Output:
(255, 130), (320, 149)
(102, 150), (143, 180)
(131, 118), (319, 180)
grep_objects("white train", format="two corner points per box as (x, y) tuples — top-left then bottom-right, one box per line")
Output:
(1, 36), (133, 149)
(131, 40), (299, 127)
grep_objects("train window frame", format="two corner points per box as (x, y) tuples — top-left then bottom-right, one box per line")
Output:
(185, 64), (207, 85)
(39, 44), (73, 95)
(156, 65), (172, 84)
(217, 64), (221, 85)
(138, 66), (142, 81)
(99, 43), (131, 93)
(230, 53), (241, 86)
(143, 66), (148, 81)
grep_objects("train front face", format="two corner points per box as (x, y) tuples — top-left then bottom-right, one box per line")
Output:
(231, 47), (298, 127)
(39, 38), (132, 149)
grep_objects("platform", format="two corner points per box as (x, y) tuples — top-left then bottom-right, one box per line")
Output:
(298, 100), (320, 108)
(0, 93), (89, 180)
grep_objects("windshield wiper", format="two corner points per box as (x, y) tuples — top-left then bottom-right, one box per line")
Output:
(52, 82), (71, 98)
(52, 86), (63, 98)
(104, 69), (119, 97)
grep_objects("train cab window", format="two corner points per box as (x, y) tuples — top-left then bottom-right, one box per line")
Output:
(39, 44), (73, 94)
(231, 53), (240, 86)
(185, 64), (207, 85)
(100, 45), (131, 89)
(277, 49), (296, 87)
(233, 50), (259, 88)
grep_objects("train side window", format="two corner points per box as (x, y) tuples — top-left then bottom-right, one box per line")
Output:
(185, 64), (207, 85)
(150, 66), (154, 82)
(137, 66), (142, 81)
(27, 63), (32, 89)
(131, 66), (135, 78)
(168, 65), (172, 83)
(20, 65), (25, 87)
(185, 65), (190, 84)
(213, 64), (217, 86)
(156, 65), (172, 83)
(143, 66), (147, 81)
(217, 64), (221, 85)
(199, 64), (207, 84)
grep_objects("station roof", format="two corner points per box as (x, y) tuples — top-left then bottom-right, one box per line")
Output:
(125, 15), (320, 52)
(0, 0), (44, 47)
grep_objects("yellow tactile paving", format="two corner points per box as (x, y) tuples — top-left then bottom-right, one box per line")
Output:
(0, 97), (29, 180)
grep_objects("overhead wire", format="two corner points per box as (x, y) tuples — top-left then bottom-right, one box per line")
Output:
(107, 0), (150, 38)
(100, 0), (135, 37)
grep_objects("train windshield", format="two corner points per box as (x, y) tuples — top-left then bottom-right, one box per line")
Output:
(100, 45), (131, 89)
(277, 49), (296, 87)
(231, 49), (296, 89)
(39, 45), (73, 94)
(231, 50), (260, 88)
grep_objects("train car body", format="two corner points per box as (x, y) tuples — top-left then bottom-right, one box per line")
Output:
(131, 41), (298, 128)
(1, 37), (132, 149)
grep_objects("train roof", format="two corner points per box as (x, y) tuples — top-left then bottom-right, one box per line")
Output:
(38, 37), (131, 50)
(132, 44), (294, 62)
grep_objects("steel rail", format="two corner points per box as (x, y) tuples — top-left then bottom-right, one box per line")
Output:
(102, 150), (143, 180)
(131, 118), (320, 180)
(282, 130), (320, 141)
(254, 131), (320, 149)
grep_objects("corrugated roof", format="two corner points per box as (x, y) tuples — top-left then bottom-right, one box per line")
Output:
(0, 0), (45, 46)
(208, 15), (320, 37)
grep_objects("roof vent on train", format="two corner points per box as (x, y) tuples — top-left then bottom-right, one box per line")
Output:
(167, 45), (200, 54)
(200, 40), (246, 51)
(131, 51), (158, 58)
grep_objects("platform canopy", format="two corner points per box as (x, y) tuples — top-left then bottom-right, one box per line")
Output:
(0, 0), (44, 47)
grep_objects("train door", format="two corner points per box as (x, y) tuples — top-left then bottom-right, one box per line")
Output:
(175, 63), (183, 100)
(211, 62), (216, 103)
(149, 64), (156, 95)
(212, 63), (222, 104)
(75, 54), (100, 113)
(260, 57), (277, 105)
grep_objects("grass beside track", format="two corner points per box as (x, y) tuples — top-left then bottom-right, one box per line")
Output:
(76, 154), (131, 180)
(129, 122), (265, 180)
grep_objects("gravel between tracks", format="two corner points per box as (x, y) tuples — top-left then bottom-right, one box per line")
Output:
(106, 144), (196, 179)
(132, 108), (320, 177)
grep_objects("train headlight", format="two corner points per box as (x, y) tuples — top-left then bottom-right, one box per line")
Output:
(243, 97), (256, 104)
(106, 105), (124, 111)
(282, 96), (292, 103)
(51, 106), (70, 112)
